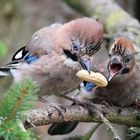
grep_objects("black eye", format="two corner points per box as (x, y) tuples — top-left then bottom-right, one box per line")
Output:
(72, 40), (79, 52)
(124, 55), (131, 63)
(124, 58), (130, 63)
(73, 45), (78, 49)
(109, 54), (111, 57)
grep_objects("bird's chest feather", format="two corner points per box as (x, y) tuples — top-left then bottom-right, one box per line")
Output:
(94, 73), (140, 106)
(13, 55), (81, 97)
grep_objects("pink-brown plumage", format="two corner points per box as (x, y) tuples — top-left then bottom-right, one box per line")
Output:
(55, 17), (103, 56)
(0, 17), (104, 98)
(93, 37), (140, 107)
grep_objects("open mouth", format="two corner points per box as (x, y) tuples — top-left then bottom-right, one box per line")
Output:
(110, 63), (122, 74)
(108, 62), (123, 81)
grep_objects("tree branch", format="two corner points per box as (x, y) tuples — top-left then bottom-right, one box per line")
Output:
(24, 103), (140, 129)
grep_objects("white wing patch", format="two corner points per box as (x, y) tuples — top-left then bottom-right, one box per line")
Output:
(14, 50), (23, 59)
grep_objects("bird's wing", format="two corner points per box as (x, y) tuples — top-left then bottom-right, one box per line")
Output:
(25, 23), (62, 55)
(0, 24), (62, 74)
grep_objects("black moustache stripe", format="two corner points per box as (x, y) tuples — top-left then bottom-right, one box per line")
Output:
(63, 49), (78, 61)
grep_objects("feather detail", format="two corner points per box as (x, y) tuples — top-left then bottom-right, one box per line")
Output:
(85, 82), (96, 91)
(24, 54), (39, 64)
(55, 17), (103, 56)
(111, 37), (135, 57)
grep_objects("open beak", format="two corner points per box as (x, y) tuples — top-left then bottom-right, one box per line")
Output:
(108, 59), (123, 81)
(78, 57), (91, 73)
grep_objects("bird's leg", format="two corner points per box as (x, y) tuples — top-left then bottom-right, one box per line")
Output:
(58, 93), (95, 112)
(38, 97), (66, 120)
(58, 94), (76, 103)
(102, 100), (113, 108)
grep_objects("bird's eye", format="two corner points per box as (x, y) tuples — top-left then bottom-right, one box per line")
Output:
(109, 54), (111, 57)
(73, 44), (78, 49)
(124, 55), (131, 63)
(124, 58), (130, 63)
(71, 40), (80, 52)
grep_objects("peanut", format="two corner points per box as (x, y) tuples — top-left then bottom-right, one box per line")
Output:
(76, 70), (108, 87)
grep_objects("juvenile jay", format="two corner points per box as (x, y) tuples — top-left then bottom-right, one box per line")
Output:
(93, 37), (140, 106)
(49, 37), (140, 135)
(0, 17), (103, 99)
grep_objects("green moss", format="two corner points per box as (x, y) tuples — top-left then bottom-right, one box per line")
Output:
(93, 6), (103, 19)
(64, 0), (90, 16)
(135, 37), (140, 46)
(105, 10), (126, 33)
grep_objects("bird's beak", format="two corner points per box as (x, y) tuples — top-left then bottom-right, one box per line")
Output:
(108, 58), (123, 81)
(78, 57), (91, 73)
(108, 71), (118, 81)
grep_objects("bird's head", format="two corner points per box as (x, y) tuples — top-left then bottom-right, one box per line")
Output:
(108, 37), (136, 81)
(57, 17), (103, 72)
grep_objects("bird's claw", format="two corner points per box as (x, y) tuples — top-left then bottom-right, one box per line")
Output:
(48, 103), (66, 120)
(102, 100), (113, 108)
(73, 99), (95, 114)
(38, 97), (66, 120)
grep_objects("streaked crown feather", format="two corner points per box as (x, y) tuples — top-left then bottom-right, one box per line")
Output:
(111, 37), (135, 56)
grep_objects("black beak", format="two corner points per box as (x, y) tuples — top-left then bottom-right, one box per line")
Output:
(78, 57), (91, 73)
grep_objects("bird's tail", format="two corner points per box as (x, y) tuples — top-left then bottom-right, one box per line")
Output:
(48, 121), (78, 135)
(0, 60), (21, 78)
(0, 67), (11, 78)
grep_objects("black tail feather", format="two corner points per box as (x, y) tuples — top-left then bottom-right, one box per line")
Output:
(0, 67), (11, 78)
(48, 122), (78, 135)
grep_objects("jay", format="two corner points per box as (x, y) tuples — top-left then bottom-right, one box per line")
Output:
(0, 17), (103, 100)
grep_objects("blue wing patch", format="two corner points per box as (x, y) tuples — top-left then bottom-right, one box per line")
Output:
(24, 54), (39, 64)
(85, 82), (96, 91)
(11, 46), (39, 64)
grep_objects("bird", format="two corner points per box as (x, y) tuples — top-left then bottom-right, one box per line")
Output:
(48, 37), (140, 135)
(0, 17), (103, 100)
(93, 37), (140, 107)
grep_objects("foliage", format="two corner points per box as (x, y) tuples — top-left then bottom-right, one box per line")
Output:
(127, 127), (140, 140)
(0, 41), (8, 58)
(0, 79), (38, 140)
